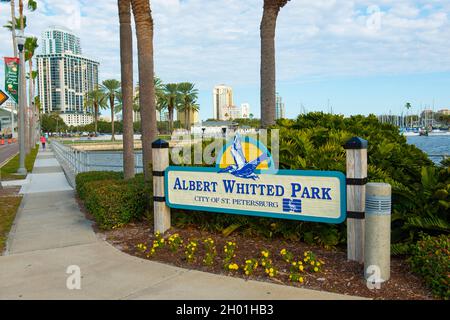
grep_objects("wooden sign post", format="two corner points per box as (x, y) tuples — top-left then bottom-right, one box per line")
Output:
(344, 137), (368, 263)
(152, 139), (171, 234)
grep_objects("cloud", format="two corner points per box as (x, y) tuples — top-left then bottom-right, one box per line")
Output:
(0, 0), (449, 117)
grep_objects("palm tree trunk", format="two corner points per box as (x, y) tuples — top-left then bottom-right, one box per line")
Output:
(28, 59), (34, 148)
(110, 95), (115, 141)
(187, 107), (191, 132)
(168, 105), (173, 133)
(131, 0), (157, 181)
(11, 0), (18, 57)
(19, 0), (29, 153)
(260, 2), (279, 129)
(119, 0), (135, 179)
(94, 104), (98, 134)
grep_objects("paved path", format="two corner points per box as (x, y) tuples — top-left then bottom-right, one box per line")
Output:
(0, 142), (18, 167)
(0, 144), (365, 300)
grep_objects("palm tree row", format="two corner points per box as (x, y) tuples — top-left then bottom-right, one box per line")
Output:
(84, 77), (200, 138)
(3, 0), (39, 153)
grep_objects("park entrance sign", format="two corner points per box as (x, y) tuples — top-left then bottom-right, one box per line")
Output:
(164, 134), (346, 224)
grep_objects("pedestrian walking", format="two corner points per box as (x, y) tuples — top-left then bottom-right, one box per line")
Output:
(40, 135), (46, 150)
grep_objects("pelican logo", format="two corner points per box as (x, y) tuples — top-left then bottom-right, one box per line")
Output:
(217, 133), (274, 180)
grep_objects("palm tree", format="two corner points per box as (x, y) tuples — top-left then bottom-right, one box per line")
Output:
(101, 79), (121, 141)
(178, 82), (198, 131)
(118, 0), (135, 179)
(154, 76), (166, 122)
(25, 36), (38, 145)
(1, 0), (18, 57)
(260, 0), (289, 128)
(131, 0), (157, 181)
(84, 87), (106, 135)
(164, 83), (179, 133)
(3, 16), (26, 31)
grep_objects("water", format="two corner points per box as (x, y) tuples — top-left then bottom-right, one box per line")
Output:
(406, 136), (450, 164)
(87, 151), (143, 173)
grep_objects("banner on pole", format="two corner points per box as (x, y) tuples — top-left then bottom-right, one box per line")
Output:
(4, 57), (20, 104)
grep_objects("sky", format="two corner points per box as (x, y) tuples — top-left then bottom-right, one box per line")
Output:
(0, 0), (449, 121)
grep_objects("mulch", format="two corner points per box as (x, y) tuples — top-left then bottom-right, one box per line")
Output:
(90, 215), (435, 300)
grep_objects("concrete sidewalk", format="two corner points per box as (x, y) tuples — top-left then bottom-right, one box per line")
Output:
(0, 144), (365, 300)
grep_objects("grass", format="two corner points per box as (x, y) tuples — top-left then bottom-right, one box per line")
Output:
(0, 145), (39, 181)
(0, 196), (22, 254)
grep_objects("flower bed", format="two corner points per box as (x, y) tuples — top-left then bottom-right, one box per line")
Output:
(100, 220), (435, 300)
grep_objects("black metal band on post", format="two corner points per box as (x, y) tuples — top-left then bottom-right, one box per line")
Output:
(347, 211), (365, 219)
(346, 178), (368, 186)
(152, 139), (169, 149)
(152, 171), (165, 177)
(153, 196), (166, 202)
(343, 137), (368, 150)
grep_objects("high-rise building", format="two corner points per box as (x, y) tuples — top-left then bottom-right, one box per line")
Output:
(213, 85), (233, 120)
(241, 103), (250, 119)
(276, 93), (285, 120)
(36, 26), (99, 127)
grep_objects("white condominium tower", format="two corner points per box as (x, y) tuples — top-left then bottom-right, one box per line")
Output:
(241, 103), (250, 119)
(36, 26), (99, 127)
(276, 93), (285, 120)
(213, 85), (233, 120)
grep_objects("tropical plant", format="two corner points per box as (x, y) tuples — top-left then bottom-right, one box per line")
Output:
(101, 79), (121, 141)
(25, 36), (38, 145)
(84, 86), (107, 135)
(118, 0), (135, 179)
(131, 0), (157, 181)
(164, 83), (180, 132)
(154, 77), (166, 122)
(1, 0), (18, 57)
(260, 0), (290, 128)
(177, 82), (198, 130)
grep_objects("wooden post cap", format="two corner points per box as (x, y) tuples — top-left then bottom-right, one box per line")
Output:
(152, 139), (169, 149)
(344, 137), (368, 150)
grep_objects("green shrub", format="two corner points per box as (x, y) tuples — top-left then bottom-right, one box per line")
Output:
(409, 234), (450, 299)
(82, 175), (152, 229)
(76, 171), (123, 200)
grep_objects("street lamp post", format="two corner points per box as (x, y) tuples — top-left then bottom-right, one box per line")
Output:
(16, 31), (27, 174)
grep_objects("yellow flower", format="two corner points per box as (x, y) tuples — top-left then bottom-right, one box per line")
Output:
(280, 249), (286, 255)
(299, 266), (304, 272)
(316, 262), (321, 267)
(245, 271), (249, 275)
(269, 273), (274, 277)
(314, 267), (319, 272)
(265, 268), (269, 273)
(299, 277), (304, 283)
(269, 268), (274, 273)
(310, 261), (315, 266)
(292, 262), (297, 266)
(304, 252), (308, 257)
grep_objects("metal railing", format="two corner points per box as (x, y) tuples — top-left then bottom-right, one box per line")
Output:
(51, 140), (143, 175)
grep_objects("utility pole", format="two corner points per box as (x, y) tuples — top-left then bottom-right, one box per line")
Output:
(16, 31), (27, 175)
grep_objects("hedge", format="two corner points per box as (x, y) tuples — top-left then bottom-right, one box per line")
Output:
(76, 171), (123, 200)
(76, 171), (151, 229)
(409, 234), (450, 299)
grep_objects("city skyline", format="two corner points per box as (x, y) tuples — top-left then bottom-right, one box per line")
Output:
(1, 1), (450, 121)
